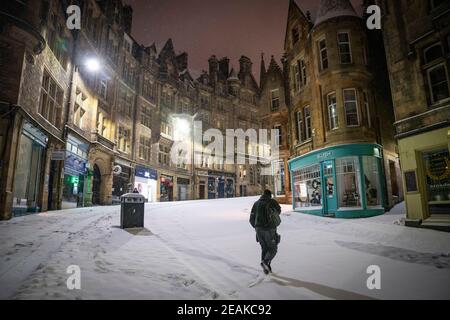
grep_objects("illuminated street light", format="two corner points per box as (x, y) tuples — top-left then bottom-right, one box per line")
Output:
(174, 117), (191, 139)
(171, 113), (199, 200)
(85, 58), (101, 72)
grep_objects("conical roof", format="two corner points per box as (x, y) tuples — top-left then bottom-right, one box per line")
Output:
(314, 0), (358, 26)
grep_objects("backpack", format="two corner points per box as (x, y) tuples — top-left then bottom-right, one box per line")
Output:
(266, 201), (281, 228)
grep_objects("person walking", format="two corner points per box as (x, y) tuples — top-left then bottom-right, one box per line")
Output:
(249, 189), (281, 274)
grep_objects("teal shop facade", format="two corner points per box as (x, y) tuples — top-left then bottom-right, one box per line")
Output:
(288, 144), (387, 218)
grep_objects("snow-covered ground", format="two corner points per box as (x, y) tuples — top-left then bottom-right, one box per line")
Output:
(0, 197), (449, 300)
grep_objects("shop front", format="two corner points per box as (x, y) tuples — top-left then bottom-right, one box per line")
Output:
(12, 121), (48, 216)
(272, 160), (286, 198)
(177, 177), (190, 201)
(207, 171), (235, 199)
(398, 126), (450, 221)
(160, 174), (174, 202)
(62, 136), (89, 209)
(208, 177), (216, 199)
(134, 166), (157, 202)
(288, 144), (386, 218)
(422, 149), (450, 214)
(112, 160), (133, 204)
(225, 178), (235, 198)
(196, 170), (208, 200)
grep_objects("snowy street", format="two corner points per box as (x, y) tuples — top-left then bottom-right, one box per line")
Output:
(0, 197), (449, 300)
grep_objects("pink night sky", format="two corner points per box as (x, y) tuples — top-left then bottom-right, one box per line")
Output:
(123, 0), (363, 81)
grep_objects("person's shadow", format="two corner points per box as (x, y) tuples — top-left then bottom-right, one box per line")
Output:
(268, 273), (376, 300)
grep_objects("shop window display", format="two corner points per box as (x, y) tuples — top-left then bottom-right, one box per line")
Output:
(423, 149), (450, 214)
(292, 164), (322, 209)
(336, 157), (361, 208)
(273, 160), (286, 196)
(363, 156), (381, 206)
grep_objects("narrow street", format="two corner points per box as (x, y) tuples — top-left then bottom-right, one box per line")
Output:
(0, 197), (449, 300)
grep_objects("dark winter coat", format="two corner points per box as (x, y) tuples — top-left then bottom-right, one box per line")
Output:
(249, 195), (281, 230)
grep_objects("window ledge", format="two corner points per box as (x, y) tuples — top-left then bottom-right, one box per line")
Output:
(337, 207), (363, 211)
(295, 206), (323, 211)
(295, 139), (312, 149)
(37, 114), (62, 132)
(430, 98), (450, 108)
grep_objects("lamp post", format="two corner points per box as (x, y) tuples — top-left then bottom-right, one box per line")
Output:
(64, 52), (102, 208)
(172, 112), (198, 200)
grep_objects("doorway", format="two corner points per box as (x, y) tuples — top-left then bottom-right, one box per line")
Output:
(389, 160), (399, 198)
(322, 160), (337, 215)
(12, 134), (44, 216)
(199, 184), (206, 199)
(218, 179), (225, 198)
(48, 160), (57, 210)
(92, 164), (101, 205)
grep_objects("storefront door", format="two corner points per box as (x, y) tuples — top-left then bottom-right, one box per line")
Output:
(199, 184), (206, 199)
(423, 148), (450, 214)
(218, 180), (225, 198)
(322, 160), (337, 215)
(208, 177), (216, 199)
(12, 133), (45, 216)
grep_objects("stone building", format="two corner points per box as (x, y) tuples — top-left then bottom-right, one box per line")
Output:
(376, 0), (450, 226)
(1, 0), (74, 219)
(284, 0), (402, 217)
(0, 0), (265, 219)
(259, 54), (292, 204)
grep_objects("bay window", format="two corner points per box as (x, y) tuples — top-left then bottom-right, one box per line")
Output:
(292, 164), (322, 209)
(327, 92), (338, 130)
(336, 157), (361, 208)
(343, 89), (359, 126)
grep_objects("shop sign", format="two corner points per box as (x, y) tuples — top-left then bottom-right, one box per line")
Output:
(177, 178), (190, 185)
(51, 150), (66, 161)
(317, 151), (333, 160)
(208, 170), (234, 178)
(135, 166), (157, 180)
(65, 153), (87, 175)
(404, 170), (418, 193)
(112, 165), (122, 176)
(23, 121), (48, 147)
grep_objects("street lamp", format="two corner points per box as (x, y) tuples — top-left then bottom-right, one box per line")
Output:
(85, 58), (101, 72)
(172, 113), (198, 200)
(63, 55), (103, 208)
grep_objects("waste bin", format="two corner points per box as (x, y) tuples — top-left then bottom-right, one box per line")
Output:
(120, 193), (145, 229)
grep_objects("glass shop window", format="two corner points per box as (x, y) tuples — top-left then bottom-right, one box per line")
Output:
(292, 164), (322, 209)
(363, 156), (381, 207)
(336, 157), (362, 208)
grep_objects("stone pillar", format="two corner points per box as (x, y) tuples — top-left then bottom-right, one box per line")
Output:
(0, 114), (22, 220)
(101, 172), (113, 205)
